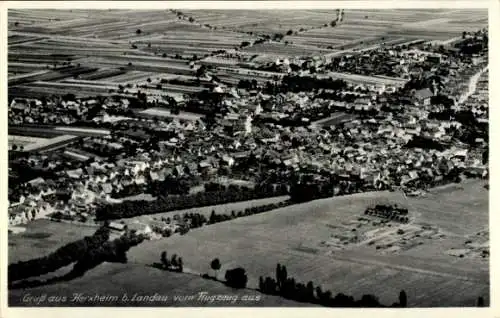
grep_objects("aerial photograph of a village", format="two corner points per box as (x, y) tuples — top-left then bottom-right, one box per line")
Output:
(6, 7), (489, 308)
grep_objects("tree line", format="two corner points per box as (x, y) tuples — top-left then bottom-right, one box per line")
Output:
(9, 230), (145, 289)
(152, 251), (184, 272)
(149, 200), (289, 240)
(207, 201), (289, 225)
(258, 263), (405, 307)
(95, 185), (288, 221)
(8, 226), (110, 284)
(263, 75), (348, 95)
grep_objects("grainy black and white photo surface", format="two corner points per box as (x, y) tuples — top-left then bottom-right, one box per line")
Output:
(7, 8), (489, 307)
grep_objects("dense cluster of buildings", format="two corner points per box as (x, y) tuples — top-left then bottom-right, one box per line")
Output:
(8, 29), (488, 229)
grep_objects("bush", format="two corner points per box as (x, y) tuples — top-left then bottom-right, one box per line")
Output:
(8, 227), (110, 283)
(225, 267), (248, 289)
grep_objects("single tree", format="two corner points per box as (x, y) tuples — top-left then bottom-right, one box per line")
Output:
(178, 257), (183, 272)
(306, 281), (314, 301)
(477, 296), (485, 307)
(399, 290), (407, 307)
(224, 267), (248, 289)
(211, 258), (221, 279)
(136, 29), (142, 35)
(171, 254), (178, 268)
(209, 209), (216, 224)
(160, 251), (168, 268)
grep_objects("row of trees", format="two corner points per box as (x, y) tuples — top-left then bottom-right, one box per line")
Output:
(159, 255), (487, 307)
(10, 231), (145, 290)
(95, 185), (286, 220)
(207, 201), (289, 225)
(455, 33), (488, 55)
(71, 231), (145, 276)
(289, 180), (335, 202)
(288, 163), (475, 204)
(258, 263), (405, 307)
(263, 75), (348, 95)
(405, 136), (448, 151)
(159, 251), (184, 272)
(8, 226), (110, 283)
(151, 201), (288, 238)
(237, 79), (259, 90)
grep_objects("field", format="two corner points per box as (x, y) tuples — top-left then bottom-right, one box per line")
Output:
(9, 182), (487, 306)
(8, 134), (80, 152)
(312, 112), (356, 127)
(290, 9), (487, 50)
(321, 71), (409, 86)
(8, 263), (308, 307)
(7, 9), (489, 307)
(8, 219), (100, 264)
(8, 135), (48, 148)
(9, 125), (110, 139)
(139, 108), (204, 121)
(122, 180), (488, 307)
(8, 9), (487, 100)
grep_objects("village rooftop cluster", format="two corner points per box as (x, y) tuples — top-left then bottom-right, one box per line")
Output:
(8, 27), (488, 240)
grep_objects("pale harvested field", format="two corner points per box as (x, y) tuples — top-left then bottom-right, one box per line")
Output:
(127, 180), (489, 306)
(8, 135), (48, 148)
(140, 108), (204, 121)
(9, 9), (487, 102)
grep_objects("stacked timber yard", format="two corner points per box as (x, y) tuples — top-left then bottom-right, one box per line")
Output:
(7, 9), (489, 308)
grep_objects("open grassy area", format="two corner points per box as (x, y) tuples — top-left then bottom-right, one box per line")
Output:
(123, 180), (488, 307)
(9, 182), (486, 306)
(8, 263), (307, 307)
(8, 219), (100, 264)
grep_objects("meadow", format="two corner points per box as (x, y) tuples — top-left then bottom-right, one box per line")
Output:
(7, 181), (488, 306)
(124, 180), (488, 307)
(8, 219), (100, 264)
(8, 263), (307, 306)
(8, 9), (487, 99)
